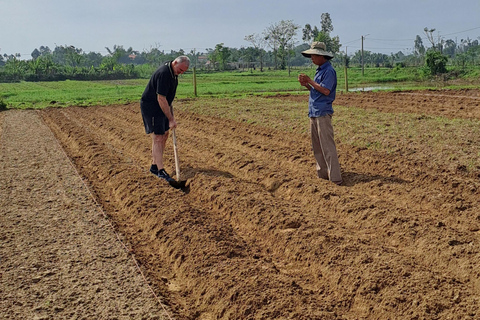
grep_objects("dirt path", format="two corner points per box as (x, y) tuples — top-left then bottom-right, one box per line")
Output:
(0, 110), (170, 319)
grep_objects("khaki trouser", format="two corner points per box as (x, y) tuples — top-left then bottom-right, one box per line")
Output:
(310, 115), (342, 184)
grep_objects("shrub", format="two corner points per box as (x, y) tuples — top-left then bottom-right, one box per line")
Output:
(425, 50), (448, 75)
(0, 99), (7, 111)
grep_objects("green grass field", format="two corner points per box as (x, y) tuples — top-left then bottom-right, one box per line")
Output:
(1, 67), (479, 109)
(1, 67), (478, 173)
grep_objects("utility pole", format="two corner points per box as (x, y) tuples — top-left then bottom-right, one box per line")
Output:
(344, 46), (348, 92)
(361, 34), (369, 76)
(193, 48), (197, 97)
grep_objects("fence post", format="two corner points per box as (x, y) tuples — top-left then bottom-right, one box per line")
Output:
(344, 65), (348, 93)
(193, 67), (197, 97)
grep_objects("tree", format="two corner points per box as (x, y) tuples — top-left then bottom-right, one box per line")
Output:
(317, 13), (341, 53)
(443, 39), (457, 58)
(244, 33), (266, 71)
(264, 20), (300, 70)
(263, 26), (279, 69)
(189, 48), (200, 68)
(320, 13), (334, 34)
(105, 45), (134, 64)
(28, 55), (57, 80)
(31, 46), (52, 60)
(454, 52), (468, 68)
(4, 56), (28, 81)
(303, 13), (340, 54)
(31, 49), (41, 60)
(424, 27), (437, 48)
(302, 24), (319, 43)
(52, 45), (84, 67)
(38, 46), (51, 56)
(315, 31), (341, 55)
(143, 45), (166, 66)
(414, 35), (425, 56)
(84, 52), (104, 67)
(424, 49), (448, 75)
(212, 43), (231, 70)
(463, 46), (480, 66)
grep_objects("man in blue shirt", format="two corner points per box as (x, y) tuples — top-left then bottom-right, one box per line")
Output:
(298, 42), (342, 185)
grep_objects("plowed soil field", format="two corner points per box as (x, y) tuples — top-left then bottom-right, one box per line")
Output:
(2, 89), (480, 319)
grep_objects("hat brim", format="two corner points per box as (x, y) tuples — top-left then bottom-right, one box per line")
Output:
(301, 49), (334, 59)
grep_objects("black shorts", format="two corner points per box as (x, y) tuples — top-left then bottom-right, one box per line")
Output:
(140, 102), (169, 135)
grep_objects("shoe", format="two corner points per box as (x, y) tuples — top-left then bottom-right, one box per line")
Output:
(150, 165), (158, 175)
(157, 169), (175, 182)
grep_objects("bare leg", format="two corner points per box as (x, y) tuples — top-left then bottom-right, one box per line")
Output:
(151, 131), (169, 169)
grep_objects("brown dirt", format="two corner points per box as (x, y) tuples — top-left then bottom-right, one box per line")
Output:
(2, 89), (480, 319)
(0, 110), (170, 319)
(282, 88), (480, 120)
(344, 88), (480, 119)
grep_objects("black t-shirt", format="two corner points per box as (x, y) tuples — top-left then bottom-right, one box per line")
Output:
(141, 61), (178, 116)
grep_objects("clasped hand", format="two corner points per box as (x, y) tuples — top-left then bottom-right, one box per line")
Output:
(298, 73), (311, 88)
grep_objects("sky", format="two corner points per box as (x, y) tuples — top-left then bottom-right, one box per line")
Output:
(1, 0), (480, 59)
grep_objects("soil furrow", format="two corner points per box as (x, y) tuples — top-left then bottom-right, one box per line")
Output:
(38, 92), (480, 319)
(41, 107), (350, 319)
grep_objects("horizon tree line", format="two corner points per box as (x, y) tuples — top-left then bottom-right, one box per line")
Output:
(1, 14), (479, 82)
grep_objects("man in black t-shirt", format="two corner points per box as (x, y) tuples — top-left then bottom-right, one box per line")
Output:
(140, 55), (190, 182)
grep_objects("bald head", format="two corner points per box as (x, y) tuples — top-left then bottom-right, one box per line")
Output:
(172, 56), (190, 76)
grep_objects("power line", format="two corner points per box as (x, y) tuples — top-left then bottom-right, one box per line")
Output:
(342, 38), (361, 46)
(369, 38), (413, 42)
(359, 26), (480, 44)
(441, 26), (480, 37)
(341, 26), (480, 54)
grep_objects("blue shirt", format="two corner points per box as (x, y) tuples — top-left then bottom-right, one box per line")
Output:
(308, 61), (337, 118)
